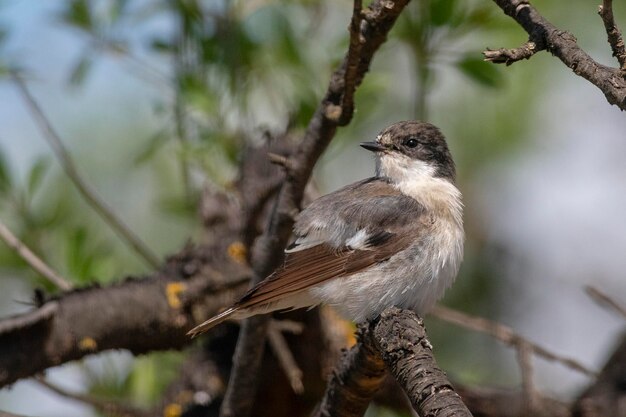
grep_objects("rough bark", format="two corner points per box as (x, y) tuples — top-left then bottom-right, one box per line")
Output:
(487, 0), (626, 110)
(314, 307), (472, 417)
(313, 324), (387, 417)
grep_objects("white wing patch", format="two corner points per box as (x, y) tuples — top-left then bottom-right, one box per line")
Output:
(345, 229), (371, 250)
(286, 228), (374, 254)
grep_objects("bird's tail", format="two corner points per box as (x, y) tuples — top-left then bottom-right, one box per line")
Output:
(186, 292), (315, 337)
(187, 307), (243, 338)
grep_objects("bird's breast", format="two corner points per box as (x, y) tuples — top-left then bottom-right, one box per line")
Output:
(309, 214), (464, 322)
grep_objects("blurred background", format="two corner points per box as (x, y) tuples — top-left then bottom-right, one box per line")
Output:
(0, 0), (625, 415)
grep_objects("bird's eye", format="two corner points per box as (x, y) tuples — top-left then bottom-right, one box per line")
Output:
(405, 138), (418, 148)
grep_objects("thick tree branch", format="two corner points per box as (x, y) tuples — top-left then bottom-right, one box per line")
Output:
(371, 307), (472, 417)
(315, 307), (471, 417)
(0, 242), (250, 387)
(313, 324), (387, 417)
(218, 1), (410, 416)
(487, 0), (626, 110)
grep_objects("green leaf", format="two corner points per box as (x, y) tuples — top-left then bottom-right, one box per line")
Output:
(27, 157), (50, 197)
(430, 0), (458, 27)
(68, 54), (93, 86)
(0, 147), (12, 196)
(63, 0), (93, 31)
(157, 195), (197, 219)
(133, 130), (170, 165)
(150, 38), (175, 53)
(457, 55), (503, 88)
(465, 6), (496, 27)
(65, 226), (108, 282)
(66, 226), (86, 279)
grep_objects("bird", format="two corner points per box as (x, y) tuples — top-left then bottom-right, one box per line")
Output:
(187, 121), (464, 337)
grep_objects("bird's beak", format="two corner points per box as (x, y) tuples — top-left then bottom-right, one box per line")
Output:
(360, 141), (386, 152)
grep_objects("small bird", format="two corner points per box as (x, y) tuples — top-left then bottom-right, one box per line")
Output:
(188, 121), (463, 337)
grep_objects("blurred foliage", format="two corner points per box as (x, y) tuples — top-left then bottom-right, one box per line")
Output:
(394, 0), (502, 119)
(83, 351), (184, 408)
(2, 0), (615, 415)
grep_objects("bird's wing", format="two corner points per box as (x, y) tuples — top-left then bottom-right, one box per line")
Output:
(235, 177), (428, 310)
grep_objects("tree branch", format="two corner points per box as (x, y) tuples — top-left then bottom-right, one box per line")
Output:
(371, 307), (472, 417)
(573, 333), (626, 417)
(0, 242), (250, 387)
(313, 324), (387, 417)
(218, 1), (410, 416)
(487, 0), (626, 110)
(432, 305), (596, 377)
(267, 321), (305, 394)
(598, 0), (626, 70)
(483, 41), (537, 65)
(0, 410), (36, 417)
(585, 285), (626, 320)
(315, 307), (472, 417)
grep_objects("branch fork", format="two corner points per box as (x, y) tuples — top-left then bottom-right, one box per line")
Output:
(487, 0), (626, 109)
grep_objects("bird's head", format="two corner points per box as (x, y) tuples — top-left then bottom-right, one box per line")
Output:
(360, 121), (456, 183)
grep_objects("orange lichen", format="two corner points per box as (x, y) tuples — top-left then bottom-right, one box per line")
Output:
(166, 282), (187, 309)
(78, 337), (97, 351)
(163, 403), (182, 417)
(227, 241), (247, 264)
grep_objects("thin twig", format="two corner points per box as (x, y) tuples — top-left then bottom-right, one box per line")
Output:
(172, 29), (193, 201)
(267, 152), (293, 170)
(432, 305), (597, 377)
(337, 0), (364, 125)
(0, 302), (57, 336)
(598, 0), (626, 70)
(483, 41), (537, 65)
(517, 340), (538, 414)
(88, 36), (172, 89)
(11, 71), (160, 268)
(36, 376), (150, 417)
(270, 319), (304, 335)
(267, 321), (304, 394)
(0, 219), (73, 291)
(585, 285), (626, 320)
(0, 410), (35, 417)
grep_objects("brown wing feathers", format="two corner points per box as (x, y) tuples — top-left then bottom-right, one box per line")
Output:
(187, 178), (428, 336)
(236, 244), (348, 308)
(235, 232), (413, 310)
